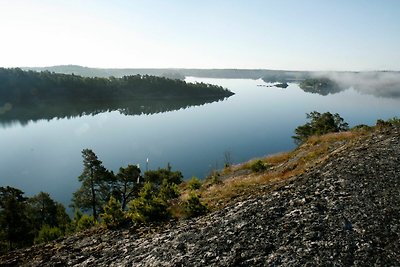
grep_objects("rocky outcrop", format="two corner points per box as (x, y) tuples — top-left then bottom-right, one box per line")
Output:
(2, 128), (400, 266)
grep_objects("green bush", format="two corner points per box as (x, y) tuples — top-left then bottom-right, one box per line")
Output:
(250, 160), (268, 172)
(128, 182), (169, 224)
(76, 214), (95, 231)
(34, 225), (63, 244)
(158, 179), (180, 202)
(100, 197), (126, 229)
(144, 164), (183, 186)
(183, 193), (208, 218)
(188, 177), (202, 190)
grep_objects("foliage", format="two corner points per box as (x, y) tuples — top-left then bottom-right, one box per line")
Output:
(34, 225), (63, 244)
(375, 119), (393, 129)
(55, 203), (71, 233)
(144, 164), (183, 187)
(158, 179), (180, 202)
(72, 149), (113, 220)
(27, 192), (70, 236)
(376, 117), (400, 128)
(387, 117), (400, 126)
(250, 160), (268, 172)
(299, 78), (343, 95)
(0, 187), (71, 252)
(76, 214), (96, 232)
(127, 182), (169, 224)
(0, 186), (33, 251)
(183, 193), (208, 218)
(0, 68), (233, 105)
(293, 111), (349, 144)
(100, 197), (126, 229)
(188, 177), (202, 190)
(113, 164), (142, 210)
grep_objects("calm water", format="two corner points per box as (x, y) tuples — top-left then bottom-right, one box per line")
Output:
(1, 77), (399, 206)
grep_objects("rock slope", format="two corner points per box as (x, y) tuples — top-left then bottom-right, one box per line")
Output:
(1, 128), (399, 266)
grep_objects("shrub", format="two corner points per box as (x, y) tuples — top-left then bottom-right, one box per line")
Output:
(183, 193), (208, 218)
(127, 182), (169, 224)
(188, 177), (202, 190)
(76, 214), (95, 231)
(34, 225), (63, 244)
(376, 119), (392, 128)
(100, 197), (126, 229)
(250, 160), (268, 172)
(144, 164), (183, 186)
(158, 179), (180, 202)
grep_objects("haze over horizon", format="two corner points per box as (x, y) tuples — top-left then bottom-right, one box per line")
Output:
(1, 0), (399, 71)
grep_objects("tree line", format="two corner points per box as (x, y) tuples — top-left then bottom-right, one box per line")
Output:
(0, 68), (234, 105)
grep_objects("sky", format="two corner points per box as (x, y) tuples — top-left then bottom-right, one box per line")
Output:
(0, 0), (399, 71)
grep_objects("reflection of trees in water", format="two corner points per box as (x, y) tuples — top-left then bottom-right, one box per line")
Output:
(0, 97), (228, 127)
(0, 68), (234, 127)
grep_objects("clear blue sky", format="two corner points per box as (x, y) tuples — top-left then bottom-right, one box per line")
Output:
(0, 0), (399, 70)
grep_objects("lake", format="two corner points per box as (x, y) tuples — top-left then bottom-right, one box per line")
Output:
(1, 77), (399, 207)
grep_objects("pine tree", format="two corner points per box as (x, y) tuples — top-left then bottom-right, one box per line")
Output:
(114, 164), (142, 210)
(72, 149), (112, 220)
(0, 186), (33, 250)
(100, 197), (125, 228)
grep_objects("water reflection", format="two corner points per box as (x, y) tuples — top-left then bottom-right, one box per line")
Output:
(0, 96), (229, 127)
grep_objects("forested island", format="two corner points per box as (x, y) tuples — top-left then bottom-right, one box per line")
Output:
(299, 78), (345, 95)
(0, 68), (233, 125)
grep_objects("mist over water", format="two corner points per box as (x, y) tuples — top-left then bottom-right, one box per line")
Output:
(312, 71), (400, 98)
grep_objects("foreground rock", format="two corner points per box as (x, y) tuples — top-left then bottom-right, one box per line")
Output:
(1, 128), (400, 266)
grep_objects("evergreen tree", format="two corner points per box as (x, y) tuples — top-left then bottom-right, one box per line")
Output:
(72, 149), (112, 220)
(27, 192), (70, 237)
(100, 196), (125, 228)
(144, 163), (183, 187)
(114, 164), (142, 210)
(183, 192), (208, 218)
(0, 186), (33, 250)
(293, 111), (349, 144)
(127, 182), (169, 224)
(27, 192), (58, 231)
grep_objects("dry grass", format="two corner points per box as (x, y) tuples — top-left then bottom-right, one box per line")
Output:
(265, 152), (292, 165)
(193, 129), (373, 210)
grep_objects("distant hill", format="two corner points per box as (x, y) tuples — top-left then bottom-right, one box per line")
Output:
(23, 65), (400, 85)
(22, 65), (313, 80)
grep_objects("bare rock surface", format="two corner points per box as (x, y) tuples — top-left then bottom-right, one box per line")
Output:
(1, 128), (399, 266)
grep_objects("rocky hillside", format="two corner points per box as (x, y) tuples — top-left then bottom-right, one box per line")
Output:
(1, 127), (399, 266)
